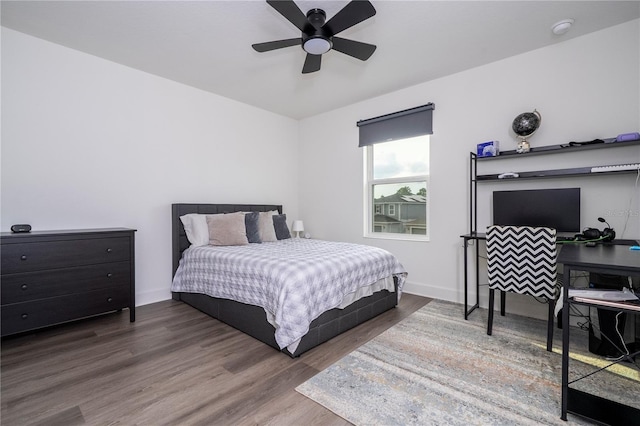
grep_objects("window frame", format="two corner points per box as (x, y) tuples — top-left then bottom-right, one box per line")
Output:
(363, 137), (430, 241)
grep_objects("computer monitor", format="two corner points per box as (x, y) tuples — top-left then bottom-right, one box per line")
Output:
(492, 188), (581, 233)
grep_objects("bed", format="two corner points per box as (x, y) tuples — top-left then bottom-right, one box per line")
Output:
(171, 203), (406, 357)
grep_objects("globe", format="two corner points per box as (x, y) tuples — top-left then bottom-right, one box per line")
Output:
(512, 109), (541, 138)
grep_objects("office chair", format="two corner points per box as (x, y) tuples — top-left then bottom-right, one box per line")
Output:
(486, 225), (558, 352)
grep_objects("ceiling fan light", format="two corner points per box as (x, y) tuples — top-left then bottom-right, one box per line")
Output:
(303, 37), (332, 55)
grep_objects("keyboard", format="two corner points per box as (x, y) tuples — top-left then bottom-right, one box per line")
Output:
(591, 163), (640, 173)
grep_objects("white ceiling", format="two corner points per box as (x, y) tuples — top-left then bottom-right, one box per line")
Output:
(2, 1), (639, 119)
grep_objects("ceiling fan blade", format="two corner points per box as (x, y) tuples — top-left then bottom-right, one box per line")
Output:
(331, 37), (376, 61)
(252, 38), (302, 52)
(323, 0), (376, 36)
(266, 0), (308, 32)
(302, 54), (322, 74)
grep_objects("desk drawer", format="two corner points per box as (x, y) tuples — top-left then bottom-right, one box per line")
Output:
(1, 261), (131, 304)
(1, 285), (130, 336)
(1, 237), (131, 274)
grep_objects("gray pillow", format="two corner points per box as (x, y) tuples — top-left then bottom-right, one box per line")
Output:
(273, 214), (291, 240)
(244, 211), (261, 243)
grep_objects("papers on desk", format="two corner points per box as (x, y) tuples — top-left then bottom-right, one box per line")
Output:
(569, 288), (639, 302)
(570, 288), (640, 311)
(554, 288), (640, 317)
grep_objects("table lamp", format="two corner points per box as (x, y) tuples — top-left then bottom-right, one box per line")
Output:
(292, 220), (304, 238)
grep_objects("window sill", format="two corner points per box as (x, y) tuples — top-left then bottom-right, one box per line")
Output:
(364, 233), (429, 242)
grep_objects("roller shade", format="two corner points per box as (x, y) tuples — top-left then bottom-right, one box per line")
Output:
(357, 103), (434, 147)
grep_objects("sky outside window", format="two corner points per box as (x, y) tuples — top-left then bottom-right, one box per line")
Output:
(373, 135), (429, 197)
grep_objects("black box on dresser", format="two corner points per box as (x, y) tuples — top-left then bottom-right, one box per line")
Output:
(1, 228), (136, 337)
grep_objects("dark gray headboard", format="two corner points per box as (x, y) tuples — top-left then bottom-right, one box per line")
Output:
(171, 203), (283, 277)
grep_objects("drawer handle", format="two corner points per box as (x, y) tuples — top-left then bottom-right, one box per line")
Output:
(20, 255), (27, 261)
(21, 284), (28, 291)
(107, 297), (113, 303)
(107, 273), (113, 278)
(21, 313), (28, 320)
(106, 248), (113, 253)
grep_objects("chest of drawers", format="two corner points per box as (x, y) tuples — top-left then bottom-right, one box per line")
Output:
(1, 228), (135, 337)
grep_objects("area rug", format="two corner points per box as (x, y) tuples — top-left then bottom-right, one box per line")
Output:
(296, 300), (639, 425)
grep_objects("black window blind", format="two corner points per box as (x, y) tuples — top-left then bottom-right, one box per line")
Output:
(357, 103), (434, 147)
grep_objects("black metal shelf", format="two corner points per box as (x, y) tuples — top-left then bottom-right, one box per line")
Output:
(476, 137), (640, 161)
(468, 135), (639, 234)
(476, 165), (639, 182)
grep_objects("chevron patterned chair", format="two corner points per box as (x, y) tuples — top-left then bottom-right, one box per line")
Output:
(486, 225), (559, 352)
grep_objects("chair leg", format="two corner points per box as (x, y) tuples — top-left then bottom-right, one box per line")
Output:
(546, 298), (554, 352)
(500, 290), (506, 316)
(487, 289), (495, 336)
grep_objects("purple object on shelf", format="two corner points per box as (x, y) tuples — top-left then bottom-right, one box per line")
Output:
(477, 140), (499, 157)
(615, 132), (640, 142)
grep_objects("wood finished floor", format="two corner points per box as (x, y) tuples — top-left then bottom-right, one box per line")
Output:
(1, 294), (431, 426)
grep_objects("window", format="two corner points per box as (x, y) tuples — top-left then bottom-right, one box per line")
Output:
(357, 103), (434, 241)
(365, 135), (429, 240)
(388, 204), (396, 216)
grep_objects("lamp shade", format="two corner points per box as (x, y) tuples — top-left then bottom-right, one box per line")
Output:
(292, 220), (304, 233)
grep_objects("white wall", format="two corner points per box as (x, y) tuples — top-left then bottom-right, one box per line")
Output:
(1, 28), (300, 305)
(3, 21), (639, 318)
(298, 20), (640, 319)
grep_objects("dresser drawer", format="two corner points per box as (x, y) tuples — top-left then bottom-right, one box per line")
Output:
(1, 285), (130, 336)
(1, 261), (131, 304)
(1, 237), (131, 274)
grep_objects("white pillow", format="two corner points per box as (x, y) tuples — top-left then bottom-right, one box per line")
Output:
(180, 214), (209, 247)
(258, 210), (278, 242)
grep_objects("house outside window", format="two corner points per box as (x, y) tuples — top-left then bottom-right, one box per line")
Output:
(365, 135), (429, 240)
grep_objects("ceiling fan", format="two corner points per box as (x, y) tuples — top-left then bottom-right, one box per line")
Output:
(252, 0), (377, 74)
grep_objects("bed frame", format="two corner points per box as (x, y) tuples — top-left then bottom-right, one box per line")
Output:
(171, 203), (398, 357)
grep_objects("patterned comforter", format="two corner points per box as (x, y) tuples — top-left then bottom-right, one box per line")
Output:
(171, 238), (407, 351)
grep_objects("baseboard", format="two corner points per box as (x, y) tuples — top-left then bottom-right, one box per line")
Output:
(402, 280), (458, 303)
(135, 289), (172, 307)
(402, 281), (565, 323)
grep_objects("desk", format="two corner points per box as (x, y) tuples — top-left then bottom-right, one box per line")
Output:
(559, 244), (640, 423)
(460, 232), (508, 319)
(460, 233), (485, 319)
(461, 235), (638, 320)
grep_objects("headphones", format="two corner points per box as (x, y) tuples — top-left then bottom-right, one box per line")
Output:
(579, 217), (616, 242)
